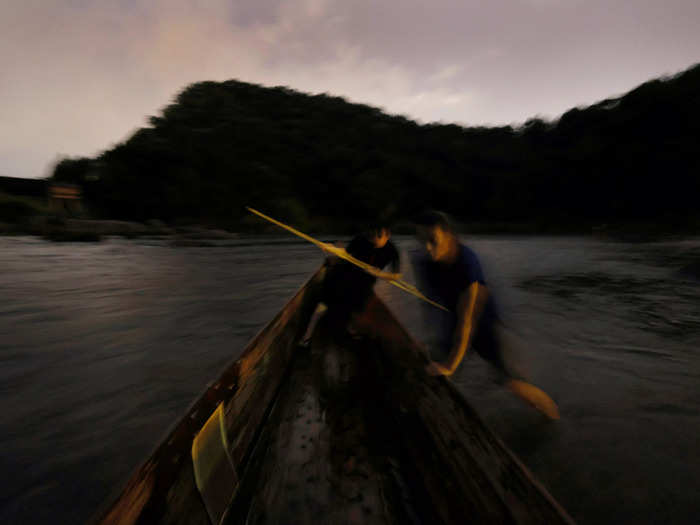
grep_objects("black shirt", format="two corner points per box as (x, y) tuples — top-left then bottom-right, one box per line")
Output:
(345, 235), (400, 275)
(323, 235), (400, 311)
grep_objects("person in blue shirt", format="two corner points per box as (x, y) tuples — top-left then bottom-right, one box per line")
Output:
(413, 210), (559, 419)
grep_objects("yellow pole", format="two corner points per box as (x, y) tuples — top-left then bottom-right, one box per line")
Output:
(246, 207), (449, 312)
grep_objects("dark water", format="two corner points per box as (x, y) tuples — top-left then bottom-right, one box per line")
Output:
(1, 236), (699, 524)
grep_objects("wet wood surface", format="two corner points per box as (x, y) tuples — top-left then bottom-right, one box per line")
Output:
(228, 315), (422, 525)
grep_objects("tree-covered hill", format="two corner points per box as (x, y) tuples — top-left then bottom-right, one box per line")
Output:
(53, 62), (700, 233)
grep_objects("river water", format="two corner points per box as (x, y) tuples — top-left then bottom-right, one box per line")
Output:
(1, 235), (699, 524)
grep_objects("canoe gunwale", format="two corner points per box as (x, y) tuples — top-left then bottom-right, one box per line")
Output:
(91, 266), (326, 525)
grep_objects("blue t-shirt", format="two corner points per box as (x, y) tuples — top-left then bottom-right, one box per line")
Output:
(412, 244), (498, 354)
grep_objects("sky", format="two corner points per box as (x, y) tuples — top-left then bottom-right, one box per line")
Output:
(1, 0), (699, 179)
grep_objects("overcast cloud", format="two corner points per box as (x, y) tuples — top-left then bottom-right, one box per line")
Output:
(1, 0), (699, 178)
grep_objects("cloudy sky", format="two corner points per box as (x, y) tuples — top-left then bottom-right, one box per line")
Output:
(2, 0), (699, 178)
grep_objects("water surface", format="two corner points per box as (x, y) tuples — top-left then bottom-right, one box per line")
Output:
(1, 235), (699, 524)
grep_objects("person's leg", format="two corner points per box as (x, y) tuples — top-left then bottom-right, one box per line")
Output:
(321, 265), (356, 332)
(345, 284), (375, 336)
(505, 379), (560, 420)
(475, 324), (560, 420)
(301, 303), (328, 345)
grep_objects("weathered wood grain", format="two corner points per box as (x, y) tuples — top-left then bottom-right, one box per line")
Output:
(228, 317), (408, 525)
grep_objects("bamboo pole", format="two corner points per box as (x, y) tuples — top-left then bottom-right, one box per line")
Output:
(246, 207), (449, 311)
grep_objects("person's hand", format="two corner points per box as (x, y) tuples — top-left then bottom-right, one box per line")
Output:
(425, 361), (452, 376)
(369, 269), (402, 280)
(365, 266), (382, 277)
(320, 242), (346, 258)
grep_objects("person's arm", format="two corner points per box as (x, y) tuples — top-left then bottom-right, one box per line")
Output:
(368, 267), (402, 280)
(320, 236), (358, 263)
(320, 242), (348, 259)
(426, 282), (489, 376)
(370, 242), (402, 280)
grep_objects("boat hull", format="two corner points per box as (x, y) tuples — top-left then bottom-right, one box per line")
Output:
(94, 265), (573, 524)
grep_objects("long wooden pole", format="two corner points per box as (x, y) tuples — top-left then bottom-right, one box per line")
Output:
(246, 207), (449, 311)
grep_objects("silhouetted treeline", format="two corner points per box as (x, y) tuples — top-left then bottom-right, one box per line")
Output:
(52, 63), (700, 232)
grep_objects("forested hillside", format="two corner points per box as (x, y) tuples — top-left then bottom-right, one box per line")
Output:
(52, 63), (700, 232)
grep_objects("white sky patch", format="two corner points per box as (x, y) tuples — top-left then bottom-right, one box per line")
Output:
(301, 0), (330, 18)
(257, 42), (479, 123)
(392, 90), (477, 124)
(430, 64), (463, 83)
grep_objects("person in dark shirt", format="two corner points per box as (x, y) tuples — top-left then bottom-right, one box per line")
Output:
(321, 224), (401, 329)
(413, 210), (559, 419)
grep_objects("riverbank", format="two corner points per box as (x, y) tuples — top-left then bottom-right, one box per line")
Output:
(0, 218), (240, 243)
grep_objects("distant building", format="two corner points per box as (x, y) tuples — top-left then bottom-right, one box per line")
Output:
(48, 182), (83, 215)
(0, 176), (86, 216)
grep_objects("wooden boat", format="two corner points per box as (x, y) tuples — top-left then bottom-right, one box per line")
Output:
(93, 264), (574, 525)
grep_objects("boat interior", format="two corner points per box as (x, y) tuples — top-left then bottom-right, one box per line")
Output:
(224, 294), (571, 524)
(94, 267), (572, 525)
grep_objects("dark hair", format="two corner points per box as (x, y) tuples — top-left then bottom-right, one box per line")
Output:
(363, 208), (395, 236)
(414, 209), (453, 232)
(365, 223), (391, 238)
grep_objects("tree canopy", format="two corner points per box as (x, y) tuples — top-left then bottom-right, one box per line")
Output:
(53, 63), (700, 233)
